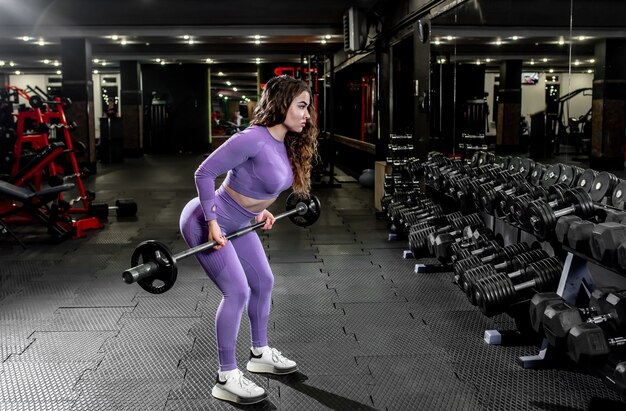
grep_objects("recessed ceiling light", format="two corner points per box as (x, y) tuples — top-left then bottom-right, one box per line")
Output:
(254, 35), (261, 40)
(56, 70), (62, 75)
(43, 59), (50, 64)
(121, 39), (127, 45)
(206, 58), (213, 64)
(93, 69), (99, 74)
(38, 38), (45, 46)
(588, 58), (595, 63)
(578, 36), (586, 41)
(255, 58), (261, 64)
(325, 34), (331, 39)
(21, 36), (30, 41)
(574, 60), (580, 66)
(226, 81), (232, 86)
(485, 58), (491, 63)
(495, 39), (502, 46)
(15, 70), (21, 75)
(512, 36), (519, 40)
(542, 58), (548, 62)
(183, 35), (190, 40)
(160, 60), (166, 65)
(587, 69), (593, 73)
(549, 68), (554, 73)
(558, 38), (565, 45)
(93, 58), (100, 63)
(0, 61), (5, 67)
(530, 60), (535, 65)
(53, 61), (60, 67)
(233, 87), (238, 92)
(321, 39), (327, 44)
(254, 39), (261, 45)
(111, 35), (119, 41)
(218, 71), (224, 76)
(9, 61), (16, 67)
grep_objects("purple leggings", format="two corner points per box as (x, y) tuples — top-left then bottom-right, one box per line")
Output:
(179, 187), (274, 371)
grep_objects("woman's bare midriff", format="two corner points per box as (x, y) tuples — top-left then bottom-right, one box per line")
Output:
(224, 185), (277, 213)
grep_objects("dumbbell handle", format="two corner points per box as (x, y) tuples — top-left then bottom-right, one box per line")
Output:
(123, 202), (307, 284)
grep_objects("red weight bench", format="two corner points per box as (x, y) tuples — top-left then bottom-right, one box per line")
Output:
(0, 180), (76, 243)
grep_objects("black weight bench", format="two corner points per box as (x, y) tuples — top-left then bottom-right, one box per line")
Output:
(0, 180), (76, 243)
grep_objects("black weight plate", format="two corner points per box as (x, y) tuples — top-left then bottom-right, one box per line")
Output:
(559, 164), (576, 187)
(577, 169), (598, 193)
(530, 164), (546, 187)
(519, 158), (535, 179)
(508, 157), (522, 173)
(528, 201), (557, 241)
(590, 171), (618, 202)
(286, 192), (321, 227)
(115, 198), (138, 217)
(611, 180), (626, 210)
(542, 164), (562, 187)
(131, 240), (177, 294)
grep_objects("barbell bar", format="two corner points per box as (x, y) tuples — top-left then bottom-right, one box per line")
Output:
(122, 193), (321, 294)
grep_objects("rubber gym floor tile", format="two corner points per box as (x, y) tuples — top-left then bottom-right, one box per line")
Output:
(124, 297), (203, 318)
(320, 255), (378, 268)
(39, 307), (132, 332)
(64, 287), (138, 308)
(0, 362), (89, 403)
(112, 317), (196, 345)
(7, 331), (114, 363)
(352, 323), (440, 357)
(72, 378), (183, 411)
(329, 285), (402, 304)
(264, 339), (368, 377)
(270, 314), (349, 343)
(325, 271), (389, 290)
(271, 373), (376, 410)
(273, 280), (333, 297)
(338, 302), (415, 333)
(82, 351), (186, 380)
(165, 396), (280, 411)
(315, 244), (370, 256)
(0, 295), (70, 321)
(311, 234), (359, 245)
(366, 247), (415, 261)
(361, 355), (482, 411)
(0, 401), (74, 410)
(267, 250), (319, 263)
(271, 290), (337, 310)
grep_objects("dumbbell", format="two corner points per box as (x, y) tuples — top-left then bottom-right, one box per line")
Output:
(556, 215), (626, 267)
(450, 238), (500, 262)
(473, 256), (563, 317)
(577, 169), (599, 193)
(566, 323), (626, 367)
(541, 163), (582, 188)
(476, 177), (528, 215)
(590, 171), (620, 203)
(611, 179), (626, 210)
(528, 188), (596, 240)
(507, 184), (569, 229)
(453, 242), (530, 284)
(88, 199), (138, 219)
(409, 213), (482, 257)
(492, 182), (534, 218)
(462, 249), (551, 303)
(430, 224), (491, 260)
(539, 288), (626, 350)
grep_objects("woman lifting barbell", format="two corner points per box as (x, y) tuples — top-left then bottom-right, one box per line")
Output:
(179, 75), (317, 405)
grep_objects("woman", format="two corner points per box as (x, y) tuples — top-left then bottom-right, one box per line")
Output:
(179, 75), (317, 405)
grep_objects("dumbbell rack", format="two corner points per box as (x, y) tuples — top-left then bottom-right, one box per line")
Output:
(514, 247), (623, 369)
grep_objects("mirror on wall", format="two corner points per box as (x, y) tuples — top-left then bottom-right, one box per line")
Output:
(427, 0), (616, 164)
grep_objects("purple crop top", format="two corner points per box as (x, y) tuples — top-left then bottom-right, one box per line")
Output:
(194, 125), (294, 221)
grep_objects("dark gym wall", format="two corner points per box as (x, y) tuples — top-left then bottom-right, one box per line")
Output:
(141, 64), (209, 154)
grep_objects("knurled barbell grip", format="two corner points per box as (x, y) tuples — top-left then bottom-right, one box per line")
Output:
(122, 202), (308, 284)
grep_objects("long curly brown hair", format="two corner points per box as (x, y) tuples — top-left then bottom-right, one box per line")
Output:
(250, 75), (318, 198)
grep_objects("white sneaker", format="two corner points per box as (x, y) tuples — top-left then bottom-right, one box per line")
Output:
(246, 346), (299, 375)
(210, 369), (267, 405)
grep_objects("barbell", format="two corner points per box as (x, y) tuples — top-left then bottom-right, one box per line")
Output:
(122, 192), (321, 294)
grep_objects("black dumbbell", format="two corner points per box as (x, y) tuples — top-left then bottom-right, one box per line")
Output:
(528, 188), (596, 240)
(89, 199), (138, 219)
(541, 289), (626, 350)
(430, 224), (491, 260)
(576, 169), (599, 193)
(508, 184), (569, 229)
(462, 249), (551, 303)
(590, 171), (620, 203)
(453, 242), (530, 284)
(410, 213), (482, 257)
(473, 256), (563, 317)
(566, 323), (626, 367)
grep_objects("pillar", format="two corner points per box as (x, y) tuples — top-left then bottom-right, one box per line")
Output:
(375, 38), (391, 161)
(120, 60), (143, 157)
(414, 19), (431, 161)
(61, 38), (96, 172)
(496, 60), (522, 154)
(589, 39), (626, 171)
